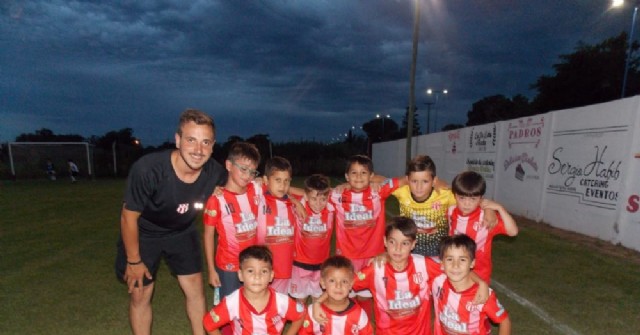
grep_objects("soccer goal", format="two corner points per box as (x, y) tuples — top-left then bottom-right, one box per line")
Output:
(8, 142), (94, 180)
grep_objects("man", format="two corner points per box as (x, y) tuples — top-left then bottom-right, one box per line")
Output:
(115, 109), (227, 335)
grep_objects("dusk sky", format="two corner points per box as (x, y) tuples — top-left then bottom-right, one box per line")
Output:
(0, 0), (631, 145)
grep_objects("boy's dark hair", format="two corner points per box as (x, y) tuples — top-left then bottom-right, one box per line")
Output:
(407, 155), (436, 177)
(239, 245), (273, 267)
(227, 142), (261, 166)
(177, 108), (215, 136)
(345, 154), (373, 174)
(304, 174), (331, 196)
(439, 234), (477, 261)
(451, 171), (486, 196)
(320, 255), (354, 277)
(385, 216), (418, 241)
(264, 156), (292, 177)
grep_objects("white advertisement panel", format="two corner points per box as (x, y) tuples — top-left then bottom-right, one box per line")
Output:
(441, 128), (467, 187)
(542, 100), (634, 241)
(495, 115), (550, 219)
(465, 124), (499, 199)
(372, 139), (406, 178)
(414, 133), (445, 176)
(614, 97), (640, 251)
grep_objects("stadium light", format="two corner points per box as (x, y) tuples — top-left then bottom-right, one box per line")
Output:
(613, 0), (639, 98)
(424, 88), (448, 134)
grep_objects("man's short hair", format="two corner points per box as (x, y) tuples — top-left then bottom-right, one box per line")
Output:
(320, 255), (354, 278)
(177, 109), (215, 136)
(407, 155), (436, 177)
(439, 234), (477, 261)
(304, 174), (331, 196)
(239, 245), (273, 267)
(451, 171), (486, 196)
(345, 154), (373, 174)
(227, 142), (261, 166)
(385, 216), (418, 241)
(264, 156), (292, 177)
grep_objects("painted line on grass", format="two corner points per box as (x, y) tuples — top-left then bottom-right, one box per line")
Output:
(492, 280), (582, 335)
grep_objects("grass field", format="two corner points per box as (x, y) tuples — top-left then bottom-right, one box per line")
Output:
(1, 179), (639, 334)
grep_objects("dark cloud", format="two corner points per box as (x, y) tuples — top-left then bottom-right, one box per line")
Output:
(0, 0), (630, 144)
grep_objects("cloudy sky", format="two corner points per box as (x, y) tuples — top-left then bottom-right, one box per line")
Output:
(0, 0), (629, 145)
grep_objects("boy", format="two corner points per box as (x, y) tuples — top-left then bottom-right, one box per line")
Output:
(299, 256), (373, 335)
(432, 234), (511, 335)
(289, 174), (335, 304)
(449, 171), (518, 282)
(203, 245), (305, 335)
(347, 217), (488, 334)
(256, 156), (298, 294)
(392, 155), (456, 257)
(203, 142), (262, 304)
(330, 154), (401, 273)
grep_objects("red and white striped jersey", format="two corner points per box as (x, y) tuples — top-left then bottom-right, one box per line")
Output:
(256, 193), (297, 279)
(203, 181), (261, 271)
(203, 287), (306, 335)
(293, 199), (335, 265)
(447, 206), (507, 282)
(299, 300), (373, 335)
(431, 274), (508, 335)
(352, 254), (441, 334)
(331, 178), (399, 259)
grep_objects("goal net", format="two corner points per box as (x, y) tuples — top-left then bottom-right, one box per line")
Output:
(8, 142), (93, 180)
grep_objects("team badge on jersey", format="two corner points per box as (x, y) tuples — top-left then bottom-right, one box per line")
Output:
(176, 203), (189, 214)
(412, 272), (424, 284)
(208, 311), (220, 322)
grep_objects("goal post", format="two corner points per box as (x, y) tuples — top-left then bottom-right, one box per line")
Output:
(8, 142), (94, 180)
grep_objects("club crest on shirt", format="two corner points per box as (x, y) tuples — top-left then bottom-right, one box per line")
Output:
(412, 272), (424, 285)
(176, 203), (189, 214)
(466, 300), (483, 312)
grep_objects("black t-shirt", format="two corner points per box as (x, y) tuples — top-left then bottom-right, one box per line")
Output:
(123, 150), (227, 238)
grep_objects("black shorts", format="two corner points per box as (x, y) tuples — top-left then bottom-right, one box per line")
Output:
(115, 225), (203, 286)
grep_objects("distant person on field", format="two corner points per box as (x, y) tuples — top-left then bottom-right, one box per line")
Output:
(391, 155), (497, 257)
(449, 170), (518, 282)
(115, 109), (227, 335)
(67, 159), (79, 182)
(432, 234), (511, 335)
(45, 159), (56, 180)
(298, 255), (372, 335)
(203, 245), (305, 335)
(203, 142), (262, 306)
(289, 174), (335, 305)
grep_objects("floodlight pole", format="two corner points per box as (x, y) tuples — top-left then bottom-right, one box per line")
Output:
(406, 0), (420, 165)
(622, 4), (639, 98)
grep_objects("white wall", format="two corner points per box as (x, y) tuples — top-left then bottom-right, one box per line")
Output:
(372, 96), (640, 252)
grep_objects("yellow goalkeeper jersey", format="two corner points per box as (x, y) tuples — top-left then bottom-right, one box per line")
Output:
(392, 185), (456, 257)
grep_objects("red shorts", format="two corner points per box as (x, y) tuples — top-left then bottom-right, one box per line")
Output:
(289, 265), (322, 299)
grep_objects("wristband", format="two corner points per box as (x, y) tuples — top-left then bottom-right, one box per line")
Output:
(127, 259), (144, 265)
